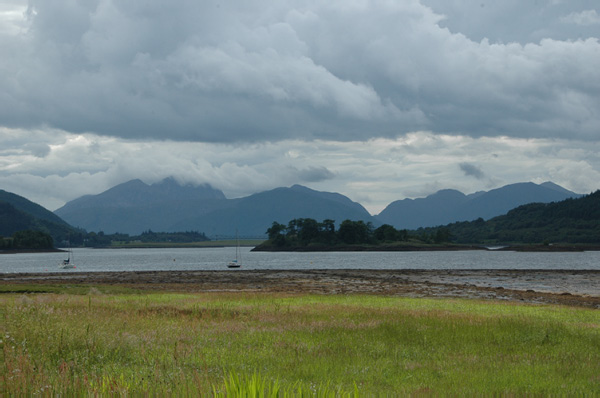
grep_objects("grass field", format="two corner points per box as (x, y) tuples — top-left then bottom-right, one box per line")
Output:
(1, 285), (599, 395)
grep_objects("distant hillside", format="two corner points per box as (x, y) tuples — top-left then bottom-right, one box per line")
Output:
(55, 179), (375, 237)
(0, 202), (38, 235)
(0, 190), (79, 244)
(171, 184), (375, 237)
(430, 190), (600, 245)
(54, 178), (586, 238)
(376, 182), (581, 229)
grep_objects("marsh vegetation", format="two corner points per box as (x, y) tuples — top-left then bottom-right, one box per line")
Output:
(1, 286), (599, 395)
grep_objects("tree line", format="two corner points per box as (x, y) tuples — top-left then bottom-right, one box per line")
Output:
(1, 230), (54, 250)
(74, 230), (209, 247)
(1, 229), (210, 250)
(265, 218), (450, 248)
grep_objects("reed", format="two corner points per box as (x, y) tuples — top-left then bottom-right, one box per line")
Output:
(1, 289), (598, 395)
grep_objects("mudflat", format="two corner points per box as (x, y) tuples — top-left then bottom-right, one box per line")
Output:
(2, 269), (599, 308)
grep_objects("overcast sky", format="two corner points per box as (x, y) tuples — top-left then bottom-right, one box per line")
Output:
(1, 0), (599, 215)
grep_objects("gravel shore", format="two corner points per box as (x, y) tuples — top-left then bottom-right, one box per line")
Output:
(2, 269), (599, 308)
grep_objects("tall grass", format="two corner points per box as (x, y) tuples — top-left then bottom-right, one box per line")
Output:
(1, 289), (599, 395)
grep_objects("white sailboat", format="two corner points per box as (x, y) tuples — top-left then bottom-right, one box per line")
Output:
(59, 245), (76, 269)
(227, 231), (241, 268)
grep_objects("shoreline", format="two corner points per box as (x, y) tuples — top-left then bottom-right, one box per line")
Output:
(0, 248), (65, 254)
(252, 244), (600, 252)
(2, 269), (599, 309)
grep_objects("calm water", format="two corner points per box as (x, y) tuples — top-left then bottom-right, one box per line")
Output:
(1, 247), (600, 273)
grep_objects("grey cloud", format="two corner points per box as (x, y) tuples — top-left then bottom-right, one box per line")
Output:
(422, 0), (600, 43)
(459, 163), (485, 180)
(293, 166), (336, 183)
(561, 10), (600, 26)
(0, 0), (598, 143)
(0, 1), (27, 35)
(23, 142), (50, 157)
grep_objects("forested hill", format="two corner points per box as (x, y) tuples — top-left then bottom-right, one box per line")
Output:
(0, 189), (71, 227)
(0, 190), (80, 245)
(435, 190), (600, 244)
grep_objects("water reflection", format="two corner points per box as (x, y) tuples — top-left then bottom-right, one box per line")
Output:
(1, 247), (599, 273)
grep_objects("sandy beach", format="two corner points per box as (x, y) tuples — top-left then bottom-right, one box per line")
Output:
(2, 269), (599, 308)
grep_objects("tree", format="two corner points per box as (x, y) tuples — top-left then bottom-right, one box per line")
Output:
(374, 224), (399, 242)
(338, 220), (372, 244)
(286, 219), (299, 238)
(320, 219), (336, 244)
(267, 222), (286, 240)
(0, 236), (14, 249)
(398, 229), (409, 241)
(434, 228), (451, 243)
(298, 218), (319, 245)
(12, 230), (54, 249)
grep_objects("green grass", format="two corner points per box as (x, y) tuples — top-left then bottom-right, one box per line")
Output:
(0, 284), (144, 295)
(1, 289), (599, 395)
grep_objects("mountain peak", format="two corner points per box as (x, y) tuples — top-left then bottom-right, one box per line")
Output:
(151, 178), (226, 199)
(153, 177), (179, 186)
(540, 181), (578, 195)
(290, 184), (312, 192)
(429, 189), (466, 199)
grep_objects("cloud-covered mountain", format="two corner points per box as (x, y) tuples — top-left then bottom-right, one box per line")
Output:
(376, 182), (581, 230)
(55, 179), (375, 236)
(54, 178), (228, 235)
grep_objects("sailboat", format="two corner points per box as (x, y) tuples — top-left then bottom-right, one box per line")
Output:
(59, 244), (76, 269)
(227, 231), (241, 268)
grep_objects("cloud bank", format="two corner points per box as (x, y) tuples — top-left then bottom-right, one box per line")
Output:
(2, 127), (599, 214)
(0, 0), (598, 143)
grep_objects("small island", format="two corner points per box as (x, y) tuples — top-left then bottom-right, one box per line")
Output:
(253, 218), (480, 252)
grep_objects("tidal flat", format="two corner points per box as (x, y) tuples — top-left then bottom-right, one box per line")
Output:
(1, 272), (599, 395)
(2, 269), (599, 308)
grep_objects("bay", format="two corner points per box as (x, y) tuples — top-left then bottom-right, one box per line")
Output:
(1, 247), (600, 273)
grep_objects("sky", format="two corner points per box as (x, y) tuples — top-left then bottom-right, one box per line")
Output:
(0, 0), (599, 215)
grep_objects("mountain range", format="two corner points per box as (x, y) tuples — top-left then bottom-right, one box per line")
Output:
(53, 178), (582, 237)
(377, 181), (581, 230)
(54, 179), (372, 237)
